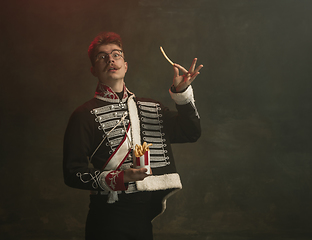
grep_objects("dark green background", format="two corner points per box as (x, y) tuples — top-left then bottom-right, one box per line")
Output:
(1, 0), (312, 239)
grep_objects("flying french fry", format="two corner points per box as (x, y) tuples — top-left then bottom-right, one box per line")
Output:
(160, 46), (174, 65)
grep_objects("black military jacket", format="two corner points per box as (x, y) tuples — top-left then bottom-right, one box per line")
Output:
(63, 84), (201, 219)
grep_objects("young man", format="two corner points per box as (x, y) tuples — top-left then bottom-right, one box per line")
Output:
(63, 32), (203, 240)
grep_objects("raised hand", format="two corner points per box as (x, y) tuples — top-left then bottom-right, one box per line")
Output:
(173, 58), (203, 92)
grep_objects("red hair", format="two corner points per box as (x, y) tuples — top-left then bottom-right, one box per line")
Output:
(88, 32), (123, 66)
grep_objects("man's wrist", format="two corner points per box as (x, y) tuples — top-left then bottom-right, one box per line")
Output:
(169, 85), (194, 105)
(171, 84), (189, 93)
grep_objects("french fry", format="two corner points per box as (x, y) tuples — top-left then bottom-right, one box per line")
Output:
(134, 142), (153, 174)
(134, 144), (140, 157)
(134, 142), (153, 157)
(146, 143), (152, 151)
(160, 46), (174, 65)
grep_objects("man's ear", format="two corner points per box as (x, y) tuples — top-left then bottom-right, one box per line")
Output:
(90, 66), (97, 77)
(125, 62), (128, 73)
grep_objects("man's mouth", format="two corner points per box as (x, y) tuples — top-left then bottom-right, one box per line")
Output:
(107, 66), (118, 72)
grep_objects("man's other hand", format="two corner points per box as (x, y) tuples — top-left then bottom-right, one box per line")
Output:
(123, 168), (151, 183)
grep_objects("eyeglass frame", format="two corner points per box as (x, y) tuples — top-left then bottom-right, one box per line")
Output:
(95, 49), (124, 63)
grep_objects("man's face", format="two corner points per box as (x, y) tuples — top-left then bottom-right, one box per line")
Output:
(91, 43), (128, 85)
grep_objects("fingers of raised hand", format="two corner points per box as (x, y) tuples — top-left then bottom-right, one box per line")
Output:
(173, 63), (188, 74)
(189, 58), (203, 75)
(175, 59), (203, 77)
(173, 65), (180, 78)
(188, 71), (200, 84)
(189, 58), (198, 73)
(194, 63), (204, 73)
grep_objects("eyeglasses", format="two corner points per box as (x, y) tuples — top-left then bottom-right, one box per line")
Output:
(95, 49), (124, 62)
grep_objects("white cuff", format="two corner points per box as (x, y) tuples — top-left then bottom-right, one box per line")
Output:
(136, 173), (182, 191)
(169, 85), (195, 105)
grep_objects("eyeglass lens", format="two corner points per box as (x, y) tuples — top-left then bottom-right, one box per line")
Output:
(97, 50), (122, 61)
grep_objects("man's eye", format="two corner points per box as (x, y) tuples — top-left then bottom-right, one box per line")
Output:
(97, 54), (106, 59)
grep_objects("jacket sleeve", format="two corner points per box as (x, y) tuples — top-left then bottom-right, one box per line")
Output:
(163, 85), (201, 143)
(62, 106), (127, 192)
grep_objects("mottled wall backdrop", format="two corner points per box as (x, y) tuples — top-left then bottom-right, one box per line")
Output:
(1, 0), (312, 239)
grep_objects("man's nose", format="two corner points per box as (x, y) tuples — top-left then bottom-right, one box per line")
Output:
(106, 54), (115, 63)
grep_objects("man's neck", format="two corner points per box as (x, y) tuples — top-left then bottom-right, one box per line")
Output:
(99, 79), (124, 93)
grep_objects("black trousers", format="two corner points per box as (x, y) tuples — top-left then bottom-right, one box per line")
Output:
(85, 192), (153, 240)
